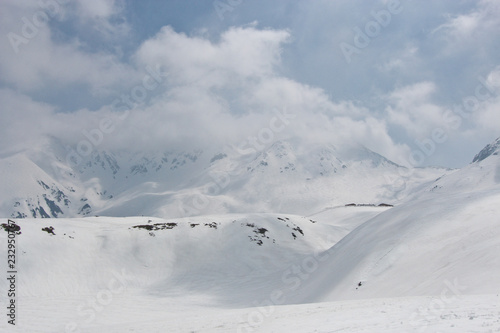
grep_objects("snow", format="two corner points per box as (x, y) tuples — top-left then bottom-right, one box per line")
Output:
(472, 137), (500, 163)
(0, 139), (451, 219)
(6, 294), (500, 332)
(0, 137), (499, 332)
(1, 189), (500, 332)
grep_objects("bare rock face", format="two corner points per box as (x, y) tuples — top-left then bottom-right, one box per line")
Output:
(472, 137), (500, 163)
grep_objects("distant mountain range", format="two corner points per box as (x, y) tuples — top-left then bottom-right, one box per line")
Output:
(1, 136), (499, 332)
(2, 136), (498, 219)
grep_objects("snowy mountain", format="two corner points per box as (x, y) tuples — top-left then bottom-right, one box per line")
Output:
(472, 136), (500, 163)
(0, 154), (77, 218)
(0, 137), (499, 332)
(0, 138), (206, 219)
(0, 137), (449, 219)
(423, 136), (500, 195)
(288, 136), (500, 305)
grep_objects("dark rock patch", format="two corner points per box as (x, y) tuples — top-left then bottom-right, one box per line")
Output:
(42, 226), (55, 235)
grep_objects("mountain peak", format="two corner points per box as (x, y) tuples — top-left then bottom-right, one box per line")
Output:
(472, 137), (500, 163)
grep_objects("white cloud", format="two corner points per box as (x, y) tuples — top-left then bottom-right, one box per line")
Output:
(76, 0), (118, 19)
(0, 89), (55, 155)
(135, 26), (290, 89)
(46, 25), (407, 165)
(1, 1), (497, 168)
(377, 44), (419, 72)
(385, 82), (448, 138)
(473, 67), (500, 134)
(432, 0), (500, 42)
(73, 0), (130, 41)
(0, 0), (137, 95)
(434, 12), (481, 37)
(476, 98), (500, 133)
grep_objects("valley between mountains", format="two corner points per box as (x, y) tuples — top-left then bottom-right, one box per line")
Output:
(1, 137), (499, 332)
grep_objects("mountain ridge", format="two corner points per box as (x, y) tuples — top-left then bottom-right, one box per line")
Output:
(1, 137), (499, 332)
(5, 136), (499, 219)
(472, 136), (500, 163)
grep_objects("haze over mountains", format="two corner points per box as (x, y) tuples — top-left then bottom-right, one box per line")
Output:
(2, 0), (500, 331)
(0, 136), (499, 332)
(0, 137), (451, 220)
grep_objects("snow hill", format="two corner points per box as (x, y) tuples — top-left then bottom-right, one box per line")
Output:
(0, 137), (499, 332)
(0, 137), (449, 219)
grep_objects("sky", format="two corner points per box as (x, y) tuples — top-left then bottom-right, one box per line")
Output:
(0, 0), (499, 168)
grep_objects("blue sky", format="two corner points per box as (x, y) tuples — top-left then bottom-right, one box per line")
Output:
(1, 0), (499, 168)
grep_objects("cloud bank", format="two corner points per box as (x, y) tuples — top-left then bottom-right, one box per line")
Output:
(0, 0), (499, 167)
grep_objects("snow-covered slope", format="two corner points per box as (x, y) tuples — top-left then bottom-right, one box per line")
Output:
(0, 154), (77, 218)
(0, 138), (207, 218)
(472, 136), (500, 163)
(423, 136), (500, 195)
(0, 137), (500, 332)
(291, 137), (500, 303)
(295, 190), (500, 303)
(0, 209), (388, 332)
(1, 196), (499, 331)
(0, 138), (450, 219)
